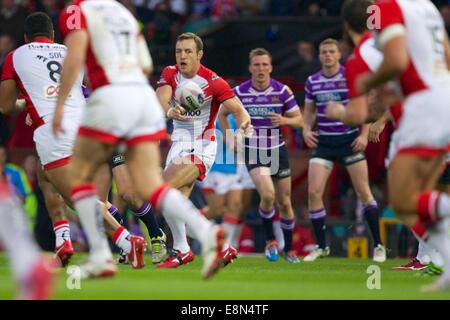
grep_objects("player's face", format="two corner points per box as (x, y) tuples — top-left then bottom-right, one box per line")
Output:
(175, 39), (203, 77)
(249, 54), (272, 86)
(319, 44), (341, 68)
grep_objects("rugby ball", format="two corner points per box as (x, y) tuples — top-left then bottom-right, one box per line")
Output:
(174, 80), (205, 112)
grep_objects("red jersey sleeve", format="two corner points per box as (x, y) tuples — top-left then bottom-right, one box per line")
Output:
(345, 55), (371, 98)
(157, 66), (176, 89)
(1, 51), (15, 81)
(59, 2), (87, 40)
(210, 75), (234, 103)
(376, 0), (404, 33)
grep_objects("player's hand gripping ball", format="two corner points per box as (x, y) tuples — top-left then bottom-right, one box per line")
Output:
(175, 80), (205, 112)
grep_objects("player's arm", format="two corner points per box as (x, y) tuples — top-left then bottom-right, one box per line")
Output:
(0, 79), (21, 114)
(53, 29), (88, 135)
(302, 101), (318, 148)
(220, 96), (253, 137)
(358, 12), (409, 95)
(351, 124), (369, 152)
(218, 104), (232, 141)
(268, 109), (304, 129)
(326, 94), (368, 126)
(156, 84), (185, 120)
(137, 33), (153, 76)
(444, 32), (450, 70)
(368, 110), (391, 143)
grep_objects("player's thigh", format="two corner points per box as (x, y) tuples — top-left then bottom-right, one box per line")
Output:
(38, 166), (66, 212)
(92, 163), (112, 202)
(308, 160), (333, 197)
(346, 160), (373, 201)
(163, 159), (200, 190)
(111, 163), (141, 207)
(388, 154), (445, 214)
(126, 142), (164, 196)
(249, 166), (275, 201)
(44, 164), (74, 206)
(71, 136), (116, 181)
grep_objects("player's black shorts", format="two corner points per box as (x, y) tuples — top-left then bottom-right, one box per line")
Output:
(311, 131), (365, 167)
(438, 164), (450, 185)
(244, 143), (291, 179)
(109, 151), (125, 169)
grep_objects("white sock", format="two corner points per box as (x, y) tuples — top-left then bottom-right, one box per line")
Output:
(72, 186), (112, 263)
(164, 214), (190, 253)
(0, 196), (40, 280)
(223, 217), (243, 249)
(273, 220), (285, 251)
(113, 226), (131, 254)
(438, 194), (450, 217)
(426, 219), (450, 280)
(415, 237), (431, 264)
(53, 220), (70, 248)
(157, 188), (212, 246)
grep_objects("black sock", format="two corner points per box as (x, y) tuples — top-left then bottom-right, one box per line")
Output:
(363, 201), (382, 247)
(281, 218), (295, 253)
(262, 218), (276, 241)
(311, 217), (327, 249)
(309, 208), (327, 249)
(259, 206), (276, 241)
(132, 203), (162, 239)
(108, 205), (123, 225)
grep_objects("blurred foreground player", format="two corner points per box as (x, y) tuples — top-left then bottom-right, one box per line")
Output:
(0, 12), (147, 269)
(0, 176), (54, 299)
(345, 0), (450, 291)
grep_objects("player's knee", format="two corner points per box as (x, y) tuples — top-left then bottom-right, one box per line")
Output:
(277, 198), (292, 213)
(390, 192), (416, 216)
(227, 201), (242, 215)
(308, 187), (323, 202)
(118, 189), (137, 206)
(260, 190), (275, 205)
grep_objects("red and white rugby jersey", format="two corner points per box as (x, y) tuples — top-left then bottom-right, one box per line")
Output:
(345, 32), (404, 127)
(374, 0), (450, 97)
(59, 0), (150, 91)
(1, 38), (85, 128)
(157, 64), (234, 141)
(346, 32), (383, 99)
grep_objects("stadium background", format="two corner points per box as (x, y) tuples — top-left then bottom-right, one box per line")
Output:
(1, 0), (449, 259)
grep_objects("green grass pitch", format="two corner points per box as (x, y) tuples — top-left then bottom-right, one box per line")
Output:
(1, 253), (449, 300)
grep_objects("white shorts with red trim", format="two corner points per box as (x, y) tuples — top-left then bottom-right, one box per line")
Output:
(79, 84), (166, 146)
(34, 113), (81, 170)
(237, 164), (255, 189)
(199, 171), (241, 195)
(165, 138), (217, 181)
(394, 87), (450, 158)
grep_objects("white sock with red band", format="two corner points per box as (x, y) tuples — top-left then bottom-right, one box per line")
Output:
(112, 226), (131, 254)
(150, 185), (212, 246)
(71, 184), (112, 263)
(53, 220), (70, 248)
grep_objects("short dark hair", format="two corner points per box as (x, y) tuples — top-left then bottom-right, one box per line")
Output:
(249, 48), (272, 64)
(24, 12), (54, 41)
(177, 32), (203, 52)
(342, 0), (373, 34)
